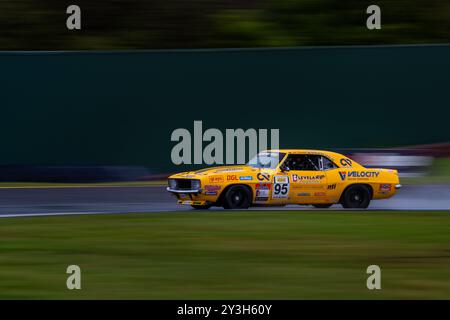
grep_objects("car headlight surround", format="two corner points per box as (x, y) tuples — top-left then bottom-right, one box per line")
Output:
(168, 179), (177, 189)
(191, 179), (201, 190)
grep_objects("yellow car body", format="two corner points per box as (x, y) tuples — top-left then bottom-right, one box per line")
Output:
(167, 149), (401, 209)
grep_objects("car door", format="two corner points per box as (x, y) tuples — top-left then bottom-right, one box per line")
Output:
(280, 154), (328, 204)
(289, 170), (327, 204)
(320, 155), (343, 203)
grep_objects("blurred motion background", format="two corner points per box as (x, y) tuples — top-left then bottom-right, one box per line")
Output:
(0, 0), (449, 50)
(0, 1), (449, 185)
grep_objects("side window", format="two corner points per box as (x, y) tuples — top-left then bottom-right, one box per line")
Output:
(321, 156), (338, 170)
(283, 154), (320, 171)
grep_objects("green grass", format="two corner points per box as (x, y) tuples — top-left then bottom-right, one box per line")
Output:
(1, 211), (450, 299)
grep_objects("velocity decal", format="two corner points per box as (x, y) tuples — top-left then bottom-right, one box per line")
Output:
(339, 172), (347, 181)
(348, 171), (380, 179)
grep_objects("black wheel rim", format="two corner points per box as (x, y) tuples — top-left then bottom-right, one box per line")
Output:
(348, 190), (365, 206)
(229, 189), (246, 207)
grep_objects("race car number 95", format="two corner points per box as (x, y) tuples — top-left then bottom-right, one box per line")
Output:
(272, 176), (290, 199)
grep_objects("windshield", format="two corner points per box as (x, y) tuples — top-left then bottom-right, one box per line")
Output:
(247, 152), (286, 169)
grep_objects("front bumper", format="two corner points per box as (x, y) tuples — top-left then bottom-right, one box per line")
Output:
(177, 200), (208, 206)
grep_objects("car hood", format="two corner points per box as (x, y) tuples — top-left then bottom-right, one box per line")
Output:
(170, 165), (264, 178)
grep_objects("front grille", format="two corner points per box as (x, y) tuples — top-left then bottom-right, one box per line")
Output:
(175, 179), (192, 190)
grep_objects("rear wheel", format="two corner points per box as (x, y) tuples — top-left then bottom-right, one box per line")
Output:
(313, 204), (333, 209)
(341, 185), (371, 209)
(223, 185), (252, 209)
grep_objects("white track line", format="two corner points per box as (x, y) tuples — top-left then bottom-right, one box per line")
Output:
(0, 210), (179, 218)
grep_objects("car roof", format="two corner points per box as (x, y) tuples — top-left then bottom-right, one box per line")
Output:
(262, 149), (345, 159)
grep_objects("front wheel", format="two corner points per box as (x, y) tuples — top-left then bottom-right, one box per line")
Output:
(341, 185), (371, 209)
(223, 185), (252, 209)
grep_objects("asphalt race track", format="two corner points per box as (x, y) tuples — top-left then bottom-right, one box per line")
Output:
(0, 184), (449, 218)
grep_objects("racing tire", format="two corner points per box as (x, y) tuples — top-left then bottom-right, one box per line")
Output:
(191, 205), (212, 210)
(341, 185), (371, 209)
(223, 185), (252, 209)
(312, 204), (333, 209)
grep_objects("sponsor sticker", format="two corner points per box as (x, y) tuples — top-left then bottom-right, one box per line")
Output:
(205, 191), (218, 196)
(257, 173), (270, 181)
(314, 192), (327, 196)
(297, 192), (310, 196)
(327, 184), (336, 190)
(379, 184), (391, 192)
(348, 171), (380, 179)
(239, 175), (253, 181)
(292, 174), (325, 183)
(274, 176), (289, 184)
(209, 176), (224, 183)
(255, 183), (271, 201)
(340, 158), (353, 167)
(205, 185), (221, 191)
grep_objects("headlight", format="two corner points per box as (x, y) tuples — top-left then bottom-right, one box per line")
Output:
(191, 179), (201, 189)
(168, 179), (177, 189)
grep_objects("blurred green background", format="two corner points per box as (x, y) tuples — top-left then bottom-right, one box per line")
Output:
(0, 0), (448, 50)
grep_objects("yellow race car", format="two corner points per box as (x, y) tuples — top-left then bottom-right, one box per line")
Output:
(167, 149), (401, 209)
